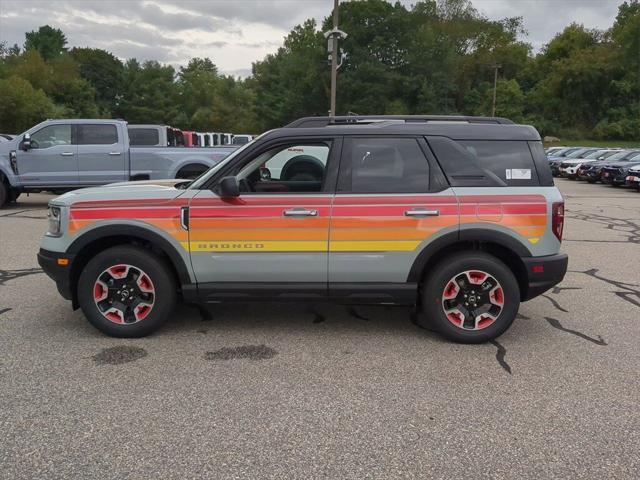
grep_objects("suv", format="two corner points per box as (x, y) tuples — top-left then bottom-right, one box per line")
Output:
(38, 116), (568, 343)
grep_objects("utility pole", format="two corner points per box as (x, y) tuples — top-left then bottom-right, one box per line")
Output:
(330, 0), (339, 117)
(491, 63), (501, 117)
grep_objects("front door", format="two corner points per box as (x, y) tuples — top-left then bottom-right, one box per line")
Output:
(188, 140), (338, 300)
(77, 123), (125, 185)
(16, 124), (77, 187)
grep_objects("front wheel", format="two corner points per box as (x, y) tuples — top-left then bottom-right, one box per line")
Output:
(419, 252), (520, 343)
(77, 245), (177, 337)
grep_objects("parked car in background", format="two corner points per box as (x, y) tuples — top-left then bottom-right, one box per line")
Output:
(558, 148), (617, 179)
(0, 119), (238, 207)
(600, 151), (640, 186)
(625, 164), (640, 190)
(577, 150), (627, 182)
(232, 134), (254, 145)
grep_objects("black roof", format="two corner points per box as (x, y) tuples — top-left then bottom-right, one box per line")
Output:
(271, 115), (540, 141)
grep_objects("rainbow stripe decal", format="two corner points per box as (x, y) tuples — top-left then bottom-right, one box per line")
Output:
(68, 194), (547, 252)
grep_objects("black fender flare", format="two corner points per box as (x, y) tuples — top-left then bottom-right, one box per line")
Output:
(407, 228), (532, 283)
(66, 224), (192, 285)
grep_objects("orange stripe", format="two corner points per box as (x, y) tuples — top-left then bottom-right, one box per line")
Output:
(330, 227), (439, 241)
(459, 215), (547, 226)
(189, 228), (328, 241)
(190, 217), (330, 229)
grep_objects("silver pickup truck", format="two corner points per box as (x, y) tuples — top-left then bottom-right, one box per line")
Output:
(0, 119), (238, 207)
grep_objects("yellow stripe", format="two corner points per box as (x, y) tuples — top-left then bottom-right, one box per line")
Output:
(184, 241), (327, 252)
(183, 240), (421, 252)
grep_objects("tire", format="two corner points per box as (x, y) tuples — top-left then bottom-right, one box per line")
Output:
(176, 164), (207, 180)
(419, 251), (520, 343)
(0, 181), (7, 208)
(77, 245), (177, 337)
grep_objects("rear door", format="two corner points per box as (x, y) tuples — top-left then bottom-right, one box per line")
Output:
(15, 123), (77, 187)
(77, 123), (125, 185)
(329, 136), (458, 300)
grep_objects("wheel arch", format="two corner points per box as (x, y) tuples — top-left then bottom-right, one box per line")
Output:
(66, 225), (192, 308)
(408, 229), (531, 301)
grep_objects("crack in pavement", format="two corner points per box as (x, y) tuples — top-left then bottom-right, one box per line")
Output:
(569, 268), (640, 309)
(566, 210), (640, 244)
(545, 317), (607, 345)
(541, 294), (569, 313)
(0, 268), (44, 286)
(0, 307), (12, 315)
(489, 340), (512, 374)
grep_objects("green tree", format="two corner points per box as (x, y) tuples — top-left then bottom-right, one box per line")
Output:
(0, 76), (55, 132)
(24, 25), (67, 60)
(70, 47), (124, 114)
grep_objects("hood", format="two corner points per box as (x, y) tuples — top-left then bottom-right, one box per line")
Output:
(50, 179), (191, 207)
(561, 158), (597, 165)
(603, 161), (640, 169)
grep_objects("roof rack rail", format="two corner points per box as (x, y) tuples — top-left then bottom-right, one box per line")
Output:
(285, 115), (514, 128)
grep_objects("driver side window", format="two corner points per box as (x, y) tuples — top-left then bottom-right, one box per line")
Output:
(237, 143), (330, 194)
(30, 125), (72, 149)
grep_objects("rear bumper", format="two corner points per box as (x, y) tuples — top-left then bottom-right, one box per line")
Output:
(521, 253), (568, 301)
(37, 248), (74, 300)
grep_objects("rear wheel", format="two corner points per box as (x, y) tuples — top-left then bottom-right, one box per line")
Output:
(77, 245), (176, 337)
(419, 252), (520, 343)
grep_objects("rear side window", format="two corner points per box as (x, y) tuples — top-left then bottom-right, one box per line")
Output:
(427, 137), (542, 187)
(78, 124), (118, 145)
(129, 128), (160, 146)
(341, 137), (429, 193)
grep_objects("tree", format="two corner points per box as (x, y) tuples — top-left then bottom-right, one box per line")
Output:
(70, 48), (124, 114)
(24, 25), (67, 60)
(0, 76), (55, 133)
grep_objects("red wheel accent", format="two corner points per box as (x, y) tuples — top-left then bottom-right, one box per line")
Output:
(93, 264), (155, 325)
(441, 270), (504, 331)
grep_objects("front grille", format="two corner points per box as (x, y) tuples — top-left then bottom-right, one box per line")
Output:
(560, 162), (570, 168)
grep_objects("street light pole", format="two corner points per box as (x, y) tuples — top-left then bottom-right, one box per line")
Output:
(330, 0), (339, 118)
(491, 63), (501, 117)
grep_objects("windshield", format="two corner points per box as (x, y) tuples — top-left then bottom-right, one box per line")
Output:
(583, 150), (608, 159)
(187, 132), (269, 190)
(566, 148), (595, 159)
(557, 148), (581, 157)
(606, 150), (637, 162)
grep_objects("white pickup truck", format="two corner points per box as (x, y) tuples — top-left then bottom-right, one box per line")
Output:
(0, 119), (239, 206)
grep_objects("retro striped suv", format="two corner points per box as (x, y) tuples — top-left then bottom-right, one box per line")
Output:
(38, 115), (568, 343)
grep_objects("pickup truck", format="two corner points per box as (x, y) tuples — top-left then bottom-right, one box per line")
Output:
(0, 119), (238, 207)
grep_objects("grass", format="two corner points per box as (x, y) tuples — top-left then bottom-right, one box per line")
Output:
(543, 139), (640, 148)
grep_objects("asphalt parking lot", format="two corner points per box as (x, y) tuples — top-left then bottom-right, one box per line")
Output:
(1, 179), (639, 479)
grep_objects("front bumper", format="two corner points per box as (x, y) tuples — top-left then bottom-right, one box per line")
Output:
(521, 253), (569, 301)
(37, 249), (75, 300)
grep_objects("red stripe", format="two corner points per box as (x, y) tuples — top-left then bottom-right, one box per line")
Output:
(70, 208), (180, 220)
(72, 198), (188, 209)
(332, 205), (459, 217)
(191, 206), (332, 218)
(458, 195), (546, 203)
(190, 196), (331, 207)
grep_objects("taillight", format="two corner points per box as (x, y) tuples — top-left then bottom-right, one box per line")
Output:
(552, 201), (564, 241)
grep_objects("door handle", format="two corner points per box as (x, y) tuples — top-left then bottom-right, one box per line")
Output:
(60, 152), (74, 156)
(405, 209), (440, 217)
(109, 152), (122, 156)
(283, 208), (318, 217)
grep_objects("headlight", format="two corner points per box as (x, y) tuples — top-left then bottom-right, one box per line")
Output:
(47, 206), (62, 237)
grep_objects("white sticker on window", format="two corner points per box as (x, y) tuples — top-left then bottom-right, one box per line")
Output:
(506, 168), (531, 180)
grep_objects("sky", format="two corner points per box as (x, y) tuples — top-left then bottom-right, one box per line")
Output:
(0, 0), (624, 77)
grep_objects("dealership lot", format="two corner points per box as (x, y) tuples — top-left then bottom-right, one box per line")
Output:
(1, 180), (639, 479)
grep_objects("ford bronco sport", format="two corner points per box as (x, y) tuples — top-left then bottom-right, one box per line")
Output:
(38, 115), (568, 343)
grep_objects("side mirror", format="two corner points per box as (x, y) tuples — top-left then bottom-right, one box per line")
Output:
(218, 176), (240, 198)
(22, 133), (32, 151)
